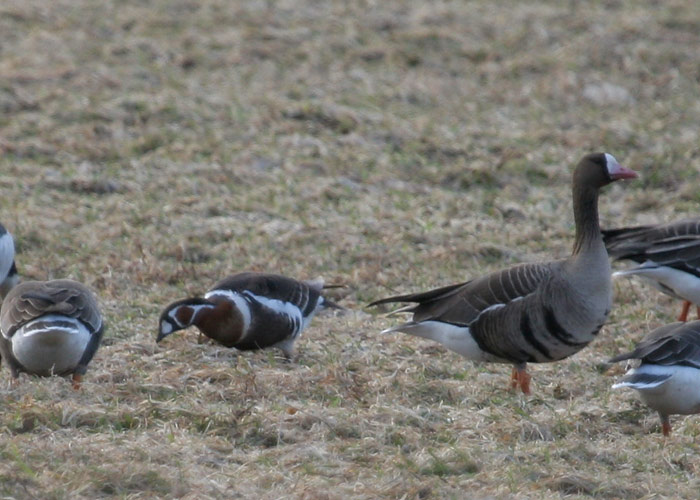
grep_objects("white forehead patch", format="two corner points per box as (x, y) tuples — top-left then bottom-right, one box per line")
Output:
(160, 321), (173, 335)
(604, 153), (620, 173)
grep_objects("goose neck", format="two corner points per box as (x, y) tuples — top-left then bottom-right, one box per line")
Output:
(572, 183), (603, 256)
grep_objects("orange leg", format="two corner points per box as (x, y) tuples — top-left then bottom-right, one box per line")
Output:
(661, 414), (671, 437)
(510, 367), (519, 390)
(72, 373), (83, 390)
(678, 301), (691, 322)
(510, 365), (531, 395)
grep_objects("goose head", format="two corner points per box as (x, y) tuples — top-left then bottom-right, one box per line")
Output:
(575, 152), (638, 189)
(157, 297), (214, 342)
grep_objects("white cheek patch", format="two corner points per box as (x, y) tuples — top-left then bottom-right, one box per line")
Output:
(160, 322), (173, 335)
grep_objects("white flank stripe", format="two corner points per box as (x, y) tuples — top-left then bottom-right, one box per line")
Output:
(244, 291), (305, 336)
(612, 366), (673, 390)
(16, 315), (85, 337)
(612, 379), (669, 390)
(613, 263), (700, 304)
(205, 289), (252, 336)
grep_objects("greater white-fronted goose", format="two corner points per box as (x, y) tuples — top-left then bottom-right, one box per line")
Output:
(0, 279), (104, 389)
(603, 218), (700, 321)
(157, 272), (340, 360)
(610, 320), (700, 436)
(0, 223), (19, 299)
(369, 153), (638, 394)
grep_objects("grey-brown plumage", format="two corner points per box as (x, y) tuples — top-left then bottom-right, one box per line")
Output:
(603, 218), (700, 321)
(0, 279), (104, 388)
(610, 321), (700, 436)
(370, 153), (638, 394)
(609, 321), (700, 368)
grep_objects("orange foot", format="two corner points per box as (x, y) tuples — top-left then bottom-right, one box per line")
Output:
(510, 365), (531, 395)
(678, 301), (691, 322)
(72, 373), (83, 390)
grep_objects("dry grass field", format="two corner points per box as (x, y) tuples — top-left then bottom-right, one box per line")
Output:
(1, 0), (700, 498)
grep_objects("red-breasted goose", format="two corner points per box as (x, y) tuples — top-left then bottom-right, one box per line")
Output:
(0, 279), (104, 389)
(610, 320), (700, 436)
(157, 272), (340, 360)
(370, 153), (638, 394)
(0, 223), (19, 299)
(603, 219), (700, 321)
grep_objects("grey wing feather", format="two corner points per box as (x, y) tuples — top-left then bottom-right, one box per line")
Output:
(0, 280), (102, 338)
(609, 321), (700, 368)
(603, 219), (700, 272)
(368, 281), (469, 309)
(423, 261), (556, 325)
(369, 261), (556, 326)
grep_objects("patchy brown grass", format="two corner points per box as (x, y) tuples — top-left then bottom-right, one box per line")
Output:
(1, 0), (700, 498)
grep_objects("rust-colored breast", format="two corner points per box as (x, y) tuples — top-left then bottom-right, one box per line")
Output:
(194, 299), (245, 347)
(174, 306), (195, 326)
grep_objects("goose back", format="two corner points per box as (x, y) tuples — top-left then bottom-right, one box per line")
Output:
(210, 272), (323, 318)
(0, 280), (103, 339)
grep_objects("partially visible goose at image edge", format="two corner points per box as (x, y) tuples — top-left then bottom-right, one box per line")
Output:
(603, 218), (700, 322)
(610, 320), (700, 436)
(0, 223), (19, 299)
(0, 279), (104, 389)
(370, 153), (638, 395)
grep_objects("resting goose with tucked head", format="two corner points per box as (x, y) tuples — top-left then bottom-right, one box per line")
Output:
(157, 272), (340, 360)
(369, 153), (638, 394)
(0, 223), (19, 299)
(0, 279), (104, 389)
(603, 218), (700, 322)
(610, 320), (700, 436)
